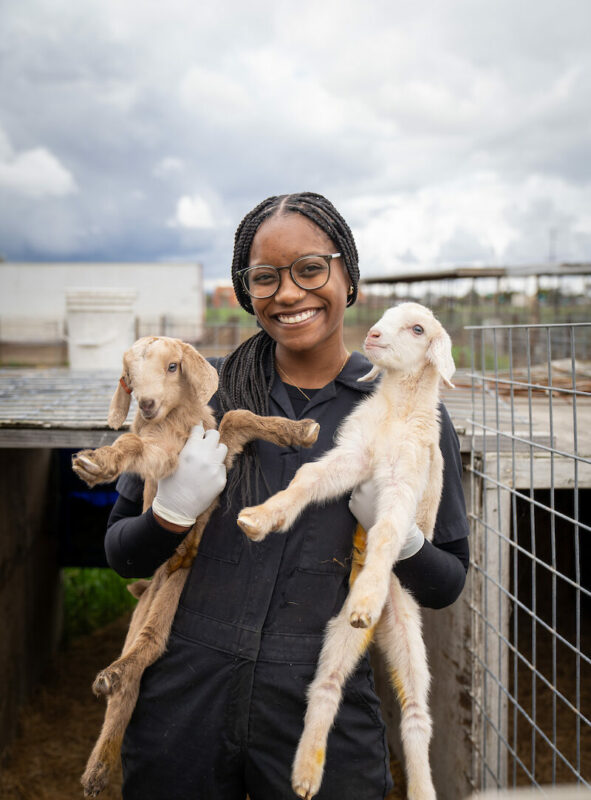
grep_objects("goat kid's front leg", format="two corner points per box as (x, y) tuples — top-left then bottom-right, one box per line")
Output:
(375, 579), (435, 800)
(219, 409), (319, 462)
(348, 462), (426, 629)
(347, 503), (419, 629)
(237, 449), (364, 542)
(72, 434), (177, 488)
(292, 610), (375, 800)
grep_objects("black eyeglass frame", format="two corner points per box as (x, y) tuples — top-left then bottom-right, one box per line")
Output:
(237, 253), (342, 299)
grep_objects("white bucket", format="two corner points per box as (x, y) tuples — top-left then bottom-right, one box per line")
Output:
(66, 288), (137, 370)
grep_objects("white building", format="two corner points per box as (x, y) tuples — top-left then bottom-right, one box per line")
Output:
(0, 261), (205, 343)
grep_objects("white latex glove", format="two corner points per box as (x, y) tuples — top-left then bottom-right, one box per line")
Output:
(348, 479), (425, 560)
(152, 424), (228, 528)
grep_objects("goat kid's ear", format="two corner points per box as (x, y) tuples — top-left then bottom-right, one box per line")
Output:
(180, 343), (219, 405)
(108, 375), (132, 429)
(357, 365), (382, 383)
(426, 329), (455, 388)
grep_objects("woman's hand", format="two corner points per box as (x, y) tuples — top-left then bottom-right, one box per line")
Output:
(152, 424), (228, 529)
(348, 479), (425, 559)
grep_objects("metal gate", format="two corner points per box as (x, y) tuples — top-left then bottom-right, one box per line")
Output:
(466, 321), (591, 792)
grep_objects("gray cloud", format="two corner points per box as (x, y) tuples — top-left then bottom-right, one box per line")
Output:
(0, 0), (590, 280)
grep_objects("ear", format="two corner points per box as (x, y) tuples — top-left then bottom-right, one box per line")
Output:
(357, 365), (383, 383)
(180, 342), (219, 405)
(426, 329), (455, 388)
(108, 375), (132, 429)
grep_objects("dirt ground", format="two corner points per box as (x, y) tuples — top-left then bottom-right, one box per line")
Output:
(0, 614), (405, 800)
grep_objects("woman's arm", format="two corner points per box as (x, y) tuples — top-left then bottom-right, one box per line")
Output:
(393, 536), (469, 609)
(105, 491), (190, 579)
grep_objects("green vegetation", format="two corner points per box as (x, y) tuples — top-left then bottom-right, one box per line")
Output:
(62, 567), (137, 642)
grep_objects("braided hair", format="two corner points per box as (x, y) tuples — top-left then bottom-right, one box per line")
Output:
(218, 192), (359, 503)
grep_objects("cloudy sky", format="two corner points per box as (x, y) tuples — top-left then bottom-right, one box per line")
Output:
(1, 0), (590, 283)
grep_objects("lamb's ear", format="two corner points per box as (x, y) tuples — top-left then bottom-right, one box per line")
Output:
(108, 375), (132, 429)
(180, 342), (219, 405)
(427, 329), (455, 388)
(357, 365), (382, 382)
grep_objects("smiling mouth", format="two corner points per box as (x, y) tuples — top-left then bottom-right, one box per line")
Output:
(275, 309), (320, 325)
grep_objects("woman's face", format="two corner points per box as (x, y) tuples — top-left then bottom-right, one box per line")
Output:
(248, 213), (350, 355)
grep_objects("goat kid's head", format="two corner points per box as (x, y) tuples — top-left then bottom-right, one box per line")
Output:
(108, 337), (219, 429)
(359, 303), (455, 388)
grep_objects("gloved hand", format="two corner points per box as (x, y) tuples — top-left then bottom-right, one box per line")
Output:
(348, 479), (425, 560)
(152, 424), (228, 528)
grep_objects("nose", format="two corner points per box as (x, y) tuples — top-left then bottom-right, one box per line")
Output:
(273, 269), (306, 304)
(139, 398), (155, 414)
(366, 327), (382, 341)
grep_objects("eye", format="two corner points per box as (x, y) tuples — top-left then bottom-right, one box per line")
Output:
(168, 362), (178, 373)
(412, 325), (424, 335)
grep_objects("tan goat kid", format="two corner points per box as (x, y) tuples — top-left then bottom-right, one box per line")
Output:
(237, 303), (456, 800)
(72, 336), (319, 797)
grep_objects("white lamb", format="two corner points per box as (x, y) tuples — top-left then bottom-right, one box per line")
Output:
(237, 302), (456, 800)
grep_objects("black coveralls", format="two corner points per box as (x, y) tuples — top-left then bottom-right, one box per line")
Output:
(105, 350), (470, 800)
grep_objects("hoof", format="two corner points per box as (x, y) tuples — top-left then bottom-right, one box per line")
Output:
(293, 782), (315, 800)
(82, 761), (109, 797)
(302, 421), (320, 446)
(236, 510), (274, 541)
(350, 611), (372, 629)
(92, 668), (120, 697)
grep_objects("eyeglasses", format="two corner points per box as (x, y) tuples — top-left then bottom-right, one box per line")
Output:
(238, 253), (341, 299)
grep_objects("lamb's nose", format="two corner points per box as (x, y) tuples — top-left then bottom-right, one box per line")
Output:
(366, 327), (381, 340)
(139, 398), (155, 414)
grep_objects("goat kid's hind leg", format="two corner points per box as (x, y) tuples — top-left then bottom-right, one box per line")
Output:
(92, 567), (185, 698)
(292, 610), (375, 800)
(376, 579), (435, 800)
(81, 686), (136, 797)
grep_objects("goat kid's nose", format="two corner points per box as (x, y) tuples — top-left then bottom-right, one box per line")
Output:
(367, 327), (381, 340)
(139, 398), (155, 413)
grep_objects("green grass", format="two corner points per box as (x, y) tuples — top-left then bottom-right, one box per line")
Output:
(62, 567), (138, 642)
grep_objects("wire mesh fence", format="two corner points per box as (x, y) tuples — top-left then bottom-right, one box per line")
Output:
(466, 321), (591, 793)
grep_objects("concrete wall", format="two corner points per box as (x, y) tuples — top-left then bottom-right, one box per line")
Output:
(0, 449), (61, 753)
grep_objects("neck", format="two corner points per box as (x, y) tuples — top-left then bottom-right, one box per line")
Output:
(275, 343), (349, 389)
(379, 363), (441, 407)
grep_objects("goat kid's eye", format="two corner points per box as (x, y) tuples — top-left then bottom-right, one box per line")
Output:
(412, 325), (424, 335)
(167, 362), (178, 373)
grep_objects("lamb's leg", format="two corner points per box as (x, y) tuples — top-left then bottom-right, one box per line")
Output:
(347, 456), (429, 628)
(292, 608), (375, 800)
(72, 434), (178, 488)
(375, 578), (435, 800)
(92, 566), (187, 697)
(238, 448), (367, 541)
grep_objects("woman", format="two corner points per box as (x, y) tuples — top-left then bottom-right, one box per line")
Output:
(105, 192), (469, 799)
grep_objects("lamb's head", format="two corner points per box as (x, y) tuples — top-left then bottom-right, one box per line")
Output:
(359, 302), (455, 387)
(107, 336), (219, 429)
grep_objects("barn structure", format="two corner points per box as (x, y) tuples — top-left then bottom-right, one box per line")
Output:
(0, 313), (589, 796)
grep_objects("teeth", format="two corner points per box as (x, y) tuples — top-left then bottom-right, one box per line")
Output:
(277, 309), (318, 325)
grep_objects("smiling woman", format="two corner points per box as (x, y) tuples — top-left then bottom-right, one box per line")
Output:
(103, 191), (470, 800)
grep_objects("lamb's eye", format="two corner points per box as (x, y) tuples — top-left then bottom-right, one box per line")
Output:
(168, 362), (178, 373)
(412, 325), (424, 335)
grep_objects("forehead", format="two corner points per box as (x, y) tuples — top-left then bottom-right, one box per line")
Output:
(249, 213), (336, 265)
(382, 304), (435, 328)
(128, 337), (182, 365)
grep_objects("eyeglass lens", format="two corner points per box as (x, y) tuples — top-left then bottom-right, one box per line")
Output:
(245, 256), (330, 298)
